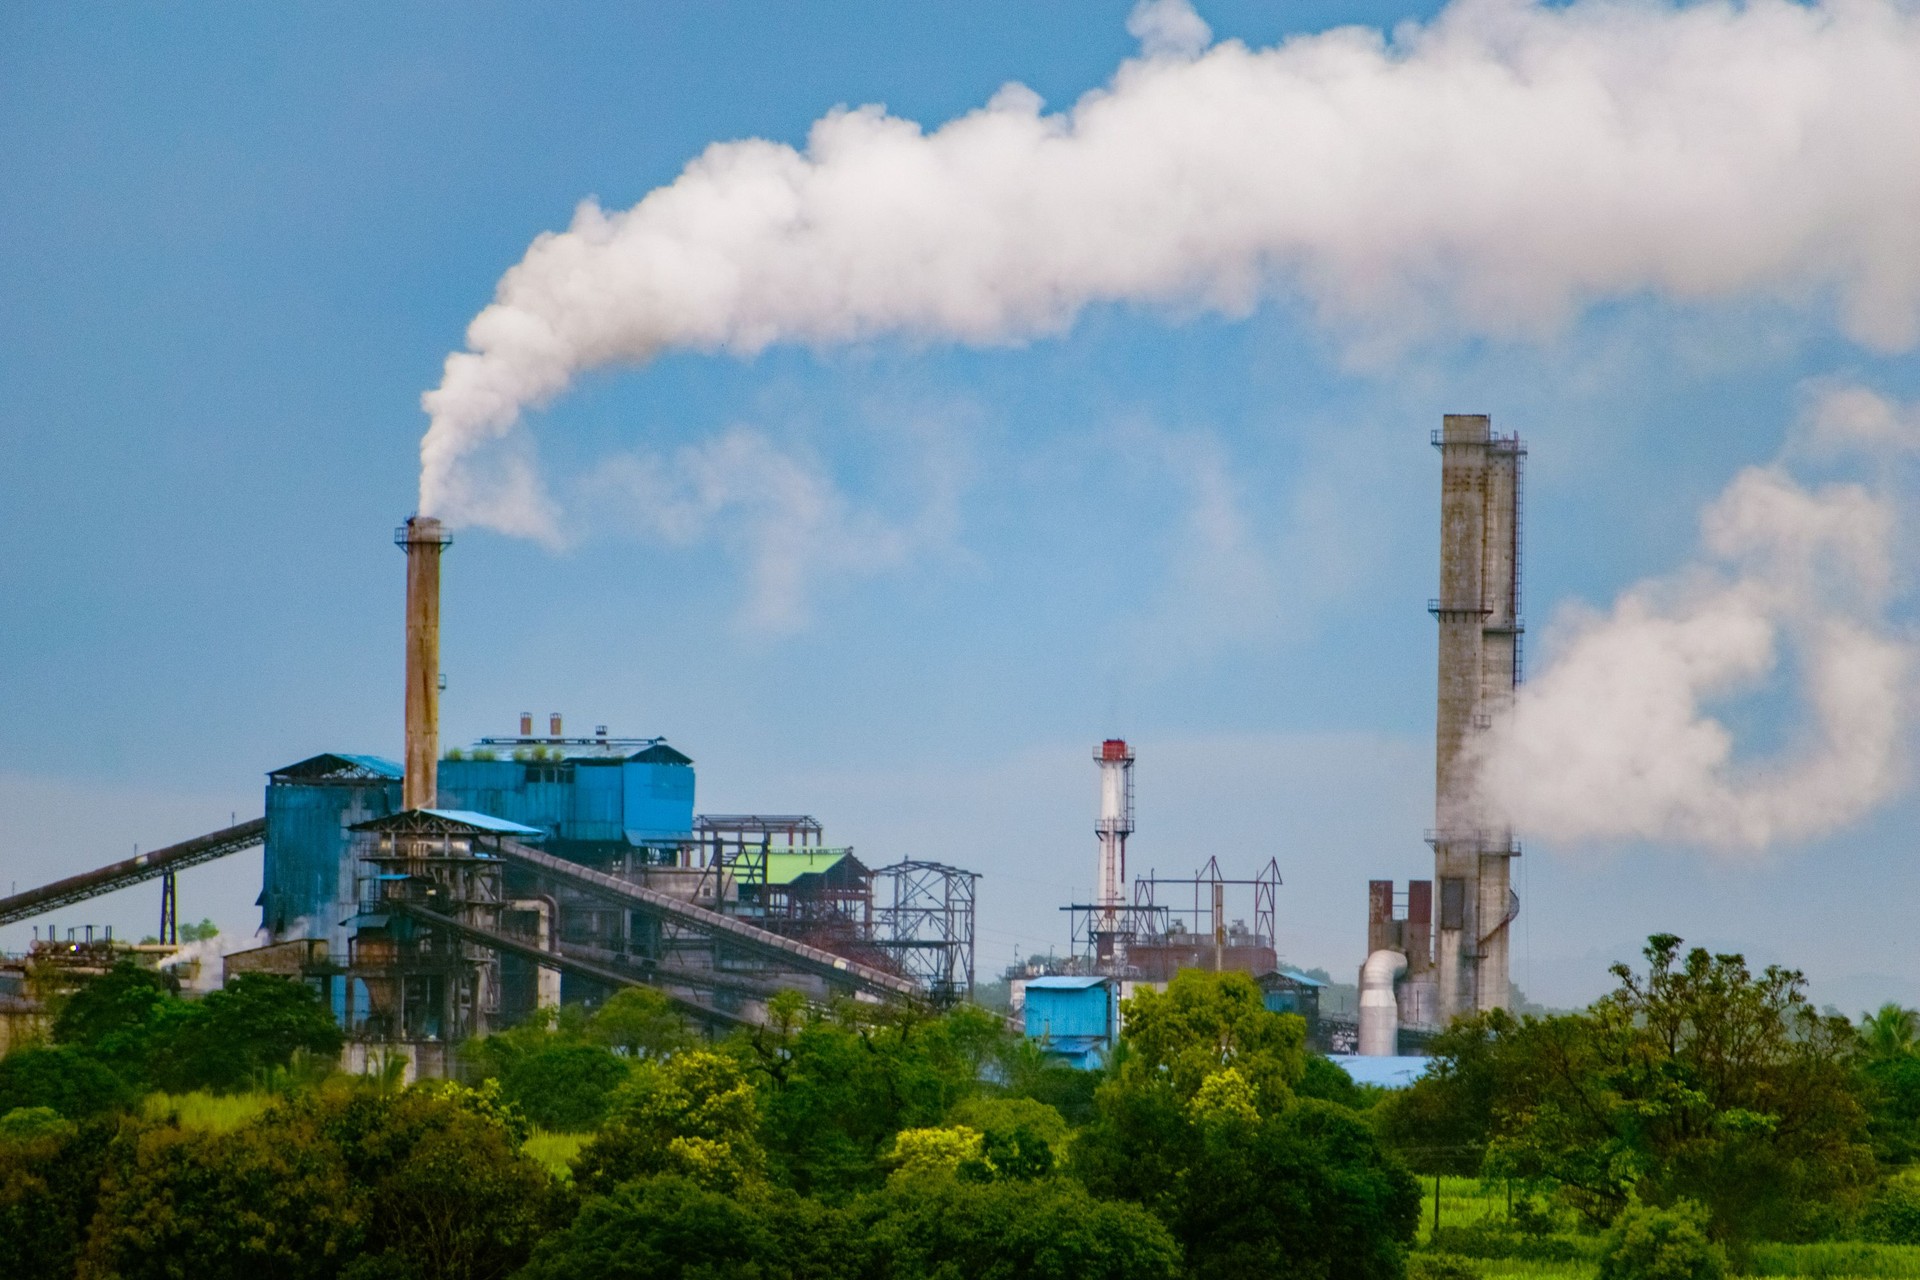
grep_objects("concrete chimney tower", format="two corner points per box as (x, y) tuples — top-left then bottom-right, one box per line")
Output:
(1429, 414), (1523, 1020)
(1093, 739), (1135, 967)
(397, 516), (452, 811)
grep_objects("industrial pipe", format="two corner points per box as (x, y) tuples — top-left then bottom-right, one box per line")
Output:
(1358, 948), (1409, 1056)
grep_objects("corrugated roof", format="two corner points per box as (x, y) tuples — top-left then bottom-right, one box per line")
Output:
(1264, 967), (1327, 988)
(420, 808), (545, 835)
(352, 808), (546, 837)
(758, 848), (861, 886)
(1026, 976), (1111, 990)
(270, 753), (403, 781)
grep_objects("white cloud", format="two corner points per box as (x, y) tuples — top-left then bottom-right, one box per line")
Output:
(1128, 0), (1214, 59)
(584, 423), (964, 632)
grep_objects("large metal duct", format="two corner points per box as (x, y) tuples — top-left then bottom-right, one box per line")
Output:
(397, 516), (451, 811)
(1358, 948), (1409, 1056)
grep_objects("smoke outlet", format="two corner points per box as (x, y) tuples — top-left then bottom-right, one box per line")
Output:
(519, 712), (533, 737)
(549, 712), (563, 738)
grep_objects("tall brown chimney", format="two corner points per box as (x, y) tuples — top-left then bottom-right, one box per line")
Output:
(397, 516), (451, 811)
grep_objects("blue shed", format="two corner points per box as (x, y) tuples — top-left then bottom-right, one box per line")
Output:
(1023, 976), (1116, 1070)
(259, 754), (403, 959)
(1258, 967), (1325, 1044)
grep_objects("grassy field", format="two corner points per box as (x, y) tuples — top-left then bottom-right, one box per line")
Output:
(142, 1090), (275, 1132)
(1415, 1178), (1920, 1279)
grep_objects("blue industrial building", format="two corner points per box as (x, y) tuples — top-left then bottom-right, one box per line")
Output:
(259, 733), (698, 974)
(1021, 975), (1116, 1070)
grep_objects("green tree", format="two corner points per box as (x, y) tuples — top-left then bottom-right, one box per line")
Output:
(1863, 1171), (1920, 1244)
(1476, 936), (1872, 1245)
(591, 986), (693, 1060)
(1598, 1199), (1726, 1280)
(1375, 1009), (1516, 1176)
(1861, 1004), (1918, 1058)
(0, 1111), (114, 1278)
(499, 1043), (631, 1132)
(862, 1173), (1182, 1280)
(573, 1049), (765, 1195)
(949, 1095), (1069, 1180)
(517, 1175), (860, 1280)
(1857, 1005), (1920, 1166)
(307, 1080), (561, 1279)
(0, 1045), (133, 1119)
(150, 973), (344, 1092)
(995, 1034), (1102, 1125)
(1298, 1053), (1378, 1110)
(1119, 969), (1306, 1110)
(52, 959), (179, 1048)
(1074, 971), (1418, 1279)
(79, 1115), (363, 1280)
(736, 995), (1005, 1197)
(50, 959), (189, 1084)
(466, 1004), (633, 1130)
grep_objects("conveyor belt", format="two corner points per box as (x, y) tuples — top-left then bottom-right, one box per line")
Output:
(0, 818), (266, 927)
(495, 839), (921, 1001)
(385, 899), (753, 1030)
(556, 939), (793, 1002)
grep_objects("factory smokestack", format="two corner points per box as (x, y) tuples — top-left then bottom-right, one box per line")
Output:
(1430, 414), (1522, 1021)
(397, 516), (452, 811)
(1093, 739), (1135, 967)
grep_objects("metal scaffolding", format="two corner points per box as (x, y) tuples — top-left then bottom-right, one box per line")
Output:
(1064, 856), (1283, 980)
(872, 860), (978, 1004)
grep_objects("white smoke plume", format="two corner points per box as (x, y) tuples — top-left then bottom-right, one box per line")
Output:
(158, 930), (250, 993)
(421, 0), (1920, 535)
(1477, 386), (1919, 849)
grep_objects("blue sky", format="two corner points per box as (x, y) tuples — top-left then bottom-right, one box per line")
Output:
(4, 1), (1919, 1010)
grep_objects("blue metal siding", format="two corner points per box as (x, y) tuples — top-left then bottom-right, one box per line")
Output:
(436, 760), (526, 831)
(623, 760), (695, 842)
(260, 777), (400, 956)
(571, 764), (626, 842)
(437, 757), (692, 844)
(1024, 985), (1113, 1043)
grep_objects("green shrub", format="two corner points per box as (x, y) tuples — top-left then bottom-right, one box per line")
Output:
(1864, 1173), (1920, 1244)
(1407, 1255), (1481, 1280)
(0, 1045), (131, 1119)
(1598, 1200), (1726, 1280)
(1430, 1220), (1584, 1261)
(498, 1044), (630, 1132)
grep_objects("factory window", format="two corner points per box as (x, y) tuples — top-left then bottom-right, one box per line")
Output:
(1439, 878), (1466, 930)
(525, 764), (574, 785)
